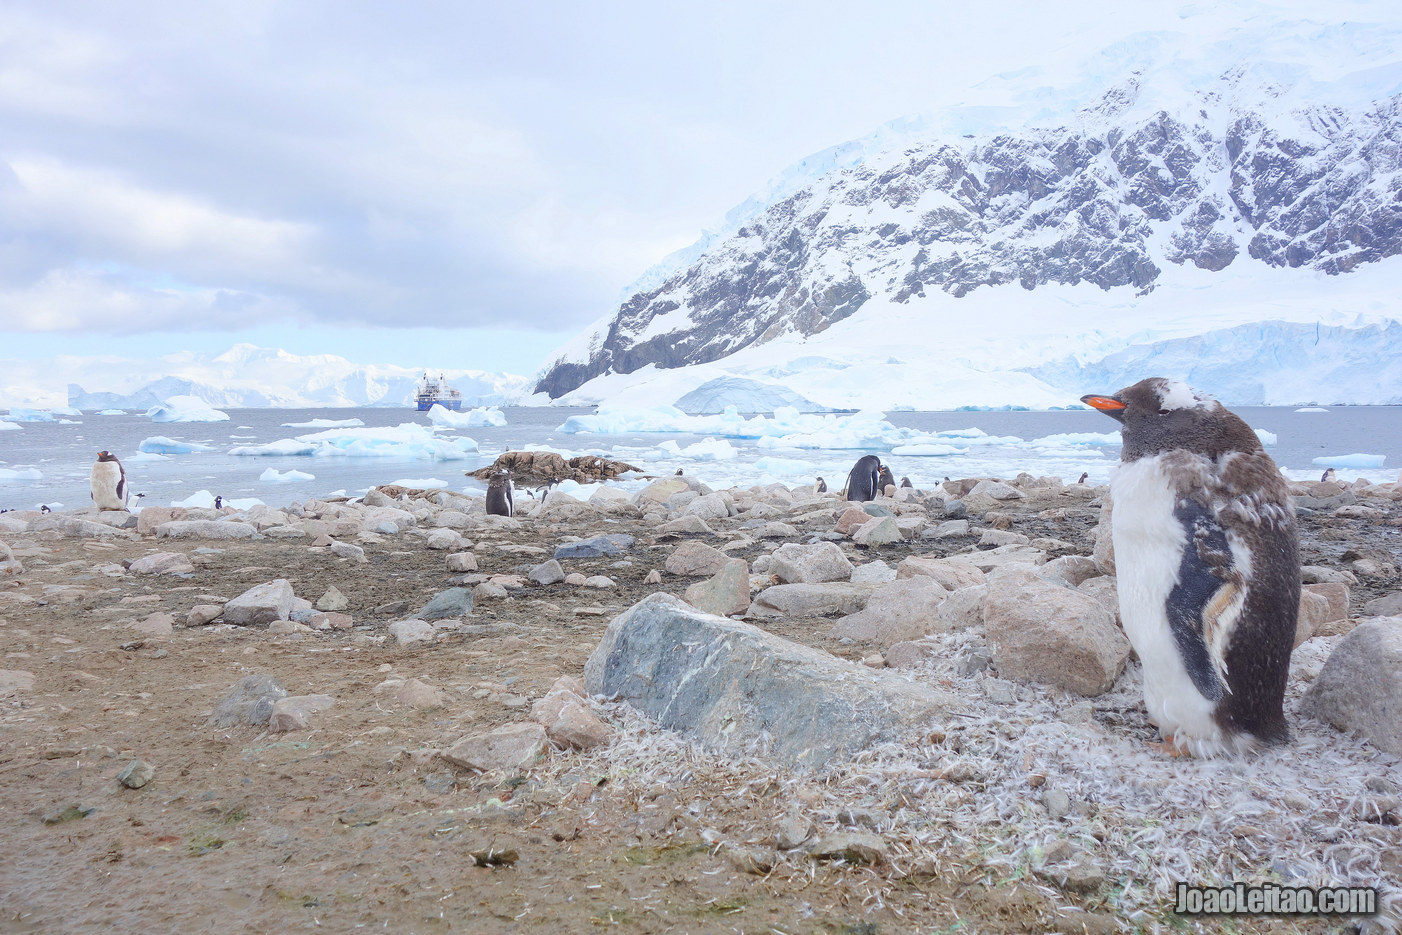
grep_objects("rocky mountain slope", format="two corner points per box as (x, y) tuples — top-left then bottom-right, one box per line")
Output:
(537, 72), (1402, 401)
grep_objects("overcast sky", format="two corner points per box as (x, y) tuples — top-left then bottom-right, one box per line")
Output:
(0, 0), (1381, 374)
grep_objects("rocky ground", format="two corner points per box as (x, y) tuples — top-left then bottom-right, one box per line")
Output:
(0, 471), (1399, 934)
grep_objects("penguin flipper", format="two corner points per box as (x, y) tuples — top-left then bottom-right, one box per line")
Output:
(1166, 499), (1246, 700)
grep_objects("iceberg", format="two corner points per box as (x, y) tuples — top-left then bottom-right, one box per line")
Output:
(1295, 407), (1329, 413)
(389, 477), (449, 488)
(146, 396), (231, 423)
(889, 443), (963, 456)
(426, 405), (507, 428)
(1254, 429), (1277, 446)
(260, 468), (316, 483)
(231, 423), (479, 460)
(171, 490), (263, 510)
(98, 409), (126, 415)
(1313, 453), (1386, 469)
(281, 418), (365, 428)
(127, 451), (171, 463)
(1027, 432), (1122, 448)
(3, 408), (57, 422)
(0, 467), (42, 481)
(139, 436), (215, 454)
(673, 376), (830, 414)
(0, 421), (19, 431)
(658, 438), (738, 461)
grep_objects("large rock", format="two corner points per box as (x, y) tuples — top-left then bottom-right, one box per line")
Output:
(0, 541), (22, 578)
(1307, 617), (1402, 754)
(683, 494), (730, 522)
(137, 506), (187, 536)
(684, 559), (751, 617)
(1364, 592), (1402, 617)
(945, 544), (1048, 571)
(585, 594), (955, 768)
(156, 520), (258, 540)
(441, 723), (549, 772)
(665, 541), (731, 577)
(1092, 499), (1115, 575)
(554, 534), (635, 560)
(633, 476), (690, 506)
(269, 694), (335, 732)
(983, 566), (1130, 696)
(827, 577), (949, 647)
(751, 582), (875, 618)
(390, 619), (436, 644)
(127, 551), (195, 576)
(1303, 582), (1350, 625)
(852, 516), (901, 547)
(768, 542), (853, 584)
(528, 559), (566, 585)
(416, 587), (473, 620)
(935, 584), (989, 630)
(222, 579), (297, 626)
(656, 515), (715, 536)
(896, 556), (985, 590)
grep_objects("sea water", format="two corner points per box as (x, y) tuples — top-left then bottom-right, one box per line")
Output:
(1, 406), (1397, 511)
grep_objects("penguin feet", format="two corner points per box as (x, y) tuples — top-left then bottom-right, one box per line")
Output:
(1147, 739), (1189, 758)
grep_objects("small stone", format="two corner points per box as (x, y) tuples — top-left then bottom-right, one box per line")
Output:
(424, 530), (459, 551)
(416, 587), (473, 620)
(582, 575), (615, 589)
(116, 759), (155, 789)
(528, 559), (566, 585)
(852, 516), (901, 547)
(441, 723), (548, 772)
(775, 811), (813, 850)
(683, 559), (751, 617)
(643, 569), (662, 585)
(268, 694), (335, 732)
(807, 832), (887, 865)
(474, 581), (509, 601)
(768, 542), (854, 583)
(446, 551), (478, 573)
(209, 674), (287, 728)
(315, 586), (349, 611)
(396, 678), (447, 708)
(423, 771), (457, 795)
(982, 677), (1017, 704)
(884, 641), (940, 669)
(1307, 617), (1402, 754)
(1043, 787), (1073, 819)
(310, 611), (352, 630)
(554, 534), (634, 560)
(726, 846), (777, 874)
(531, 690), (614, 750)
(127, 551), (195, 575)
(331, 541), (368, 561)
(389, 619), (436, 644)
(223, 579), (297, 626)
(127, 612), (175, 640)
(564, 573), (587, 586)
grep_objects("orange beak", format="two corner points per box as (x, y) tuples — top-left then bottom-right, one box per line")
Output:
(1080, 394), (1127, 422)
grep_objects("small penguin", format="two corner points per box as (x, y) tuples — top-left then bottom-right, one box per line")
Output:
(213, 495), (223, 510)
(1082, 378), (1299, 757)
(1078, 472), (1089, 484)
(899, 476), (913, 489)
(486, 469), (514, 517)
(1320, 467), (1337, 483)
(843, 455), (882, 502)
(675, 468), (684, 476)
(877, 465), (896, 493)
(90, 451), (128, 511)
(813, 477), (827, 494)
(40, 504), (52, 514)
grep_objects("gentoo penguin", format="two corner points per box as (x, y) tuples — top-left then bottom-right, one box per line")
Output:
(844, 455), (882, 502)
(1078, 472), (1089, 484)
(877, 465), (896, 493)
(813, 477), (827, 494)
(675, 468), (684, 476)
(899, 476), (913, 489)
(1082, 378), (1299, 757)
(1320, 467), (1337, 483)
(90, 451), (128, 511)
(213, 495), (223, 510)
(486, 469), (514, 517)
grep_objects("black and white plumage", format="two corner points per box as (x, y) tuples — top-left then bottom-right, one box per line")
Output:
(90, 451), (129, 511)
(813, 477), (827, 494)
(899, 476), (913, 489)
(1083, 378), (1299, 757)
(877, 465), (896, 493)
(485, 469), (514, 517)
(843, 456), (882, 502)
(1319, 467), (1337, 483)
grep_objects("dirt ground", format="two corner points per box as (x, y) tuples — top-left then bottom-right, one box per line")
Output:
(0, 488), (1395, 934)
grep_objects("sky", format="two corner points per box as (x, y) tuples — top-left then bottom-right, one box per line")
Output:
(0, 0), (1393, 376)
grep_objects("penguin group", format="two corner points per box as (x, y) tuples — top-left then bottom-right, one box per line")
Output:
(1083, 377), (1299, 757)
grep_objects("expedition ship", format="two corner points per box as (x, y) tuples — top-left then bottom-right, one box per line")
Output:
(414, 372), (464, 411)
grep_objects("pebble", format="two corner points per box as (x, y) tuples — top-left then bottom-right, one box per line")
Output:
(116, 759), (155, 789)
(315, 586), (349, 611)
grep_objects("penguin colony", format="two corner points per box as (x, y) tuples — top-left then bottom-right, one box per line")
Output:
(1084, 378), (1299, 757)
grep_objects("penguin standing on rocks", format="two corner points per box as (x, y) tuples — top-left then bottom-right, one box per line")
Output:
(213, 495), (223, 510)
(90, 451), (129, 511)
(486, 469), (515, 517)
(1078, 472), (1089, 484)
(877, 465), (896, 493)
(1320, 467), (1337, 483)
(813, 477), (827, 494)
(843, 455), (882, 502)
(899, 476), (913, 489)
(1082, 378), (1299, 757)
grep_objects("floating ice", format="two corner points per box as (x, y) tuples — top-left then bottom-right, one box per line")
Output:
(98, 409), (126, 415)
(0, 421), (19, 431)
(1295, 407), (1329, 413)
(139, 436), (215, 454)
(281, 418), (365, 428)
(673, 376), (829, 414)
(1254, 428), (1277, 446)
(231, 423), (478, 460)
(388, 477), (449, 488)
(260, 468), (316, 483)
(0, 467), (42, 481)
(1028, 432), (1121, 448)
(1313, 453), (1386, 468)
(426, 405), (507, 428)
(3, 408), (56, 422)
(170, 489), (263, 510)
(146, 396), (230, 423)
(889, 443), (963, 456)
(751, 456), (819, 475)
(658, 437), (738, 461)
(127, 451), (171, 463)
(229, 439), (318, 456)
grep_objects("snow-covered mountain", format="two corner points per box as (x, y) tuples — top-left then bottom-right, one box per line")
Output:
(0, 344), (529, 410)
(535, 17), (1402, 410)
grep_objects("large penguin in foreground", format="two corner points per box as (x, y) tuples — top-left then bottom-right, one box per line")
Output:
(90, 451), (129, 511)
(1082, 378), (1299, 757)
(485, 469), (514, 517)
(843, 455), (882, 502)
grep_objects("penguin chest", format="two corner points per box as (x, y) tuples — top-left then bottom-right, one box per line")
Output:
(1110, 456), (1221, 742)
(90, 461), (125, 509)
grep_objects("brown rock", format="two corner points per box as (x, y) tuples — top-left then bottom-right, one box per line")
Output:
(1303, 582), (1349, 623)
(396, 678), (447, 708)
(268, 694), (334, 731)
(665, 540), (731, 577)
(441, 722), (548, 771)
(531, 690), (613, 750)
(186, 603), (224, 626)
(127, 612), (175, 640)
(683, 559), (751, 617)
(884, 641), (942, 669)
(136, 506), (187, 536)
(827, 576), (949, 647)
(834, 507), (873, 535)
(896, 556), (985, 590)
(446, 551), (478, 573)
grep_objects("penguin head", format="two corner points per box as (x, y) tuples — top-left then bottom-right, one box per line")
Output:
(96, 450), (117, 461)
(1083, 378), (1257, 461)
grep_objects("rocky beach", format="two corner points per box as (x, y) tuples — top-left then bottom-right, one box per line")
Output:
(1, 465), (1399, 933)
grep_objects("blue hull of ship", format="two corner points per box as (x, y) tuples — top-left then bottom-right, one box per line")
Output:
(417, 399), (463, 411)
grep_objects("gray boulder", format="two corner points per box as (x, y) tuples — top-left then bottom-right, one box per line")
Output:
(416, 587), (473, 620)
(1307, 617), (1402, 754)
(441, 723), (548, 772)
(528, 559), (566, 586)
(683, 559), (751, 617)
(156, 520), (258, 540)
(983, 566), (1130, 696)
(585, 594), (955, 768)
(751, 582), (876, 618)
(769, 542), (853, 584)
(554, 534), (635, 560)
(827, 577), (949, 647)
(209, 674), (287, 728)
(665, 541), (731, 577)
(222, 579), (296, 626)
